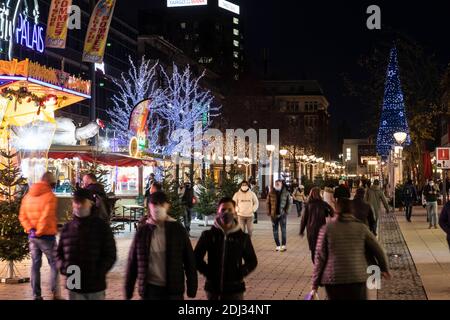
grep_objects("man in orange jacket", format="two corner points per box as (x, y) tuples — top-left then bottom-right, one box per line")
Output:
(19, 172), (61, 300)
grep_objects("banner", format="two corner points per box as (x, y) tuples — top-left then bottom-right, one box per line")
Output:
(46, 0), (72, 49)
(128, 99), (151, 136)
(82, 0), (116, 63)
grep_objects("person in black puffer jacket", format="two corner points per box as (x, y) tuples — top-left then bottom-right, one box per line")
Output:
(194, 197), (257, 300)
(125, 191), (197, 300)
(56, 189), (116, 300)
(351, 188), (377, 235)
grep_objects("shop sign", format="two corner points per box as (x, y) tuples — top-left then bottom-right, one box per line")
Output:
(0, 0), (46, 60)
(436, 147), (450, 169)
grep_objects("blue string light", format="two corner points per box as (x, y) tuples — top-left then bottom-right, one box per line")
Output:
(376, 46), (411, 158)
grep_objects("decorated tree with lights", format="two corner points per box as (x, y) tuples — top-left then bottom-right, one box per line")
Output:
(106, 56), (163, 152)
(376, 46), (411, 158)
(0, 147), (29, 282)
(159, 64), (221, 156)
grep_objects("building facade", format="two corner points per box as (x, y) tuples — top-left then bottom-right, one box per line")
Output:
(139, 0), (244, 84)
(342, 137), (379, 177)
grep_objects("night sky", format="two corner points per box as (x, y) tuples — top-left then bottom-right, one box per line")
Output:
(128, 0), (450, 141)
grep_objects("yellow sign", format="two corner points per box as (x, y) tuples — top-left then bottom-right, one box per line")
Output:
(46, 0), (73, 49)
(129, 137), (138, 157)
(82, 0), (116, 63)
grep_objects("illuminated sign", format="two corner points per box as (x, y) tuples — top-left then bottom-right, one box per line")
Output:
(167, 0), (207, 7)
(0, 0), (46, 59)
(218, 0), (239, 14)
(15, 13), (45, 54)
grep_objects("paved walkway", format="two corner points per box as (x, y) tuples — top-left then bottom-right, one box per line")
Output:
(396, 205), (450, 300)
(0, 204), (329, 300)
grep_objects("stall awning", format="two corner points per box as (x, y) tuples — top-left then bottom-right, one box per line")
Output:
(47, 151), (155, 167)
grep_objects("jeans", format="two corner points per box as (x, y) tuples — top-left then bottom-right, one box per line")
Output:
(183, 207), (192, 233)
(325, 283), (367, 300)
(293, 201), (303, 216)
(238, 216), (253, 237)
(206, 291), (244, 300)
(405, 205), (413, 221)
(272, 214), (287, 246)
(426, 201), (438, 227)
(143, 284), (184, 300)
(69, 290), (105, 300)
(30, 238), (60, 298)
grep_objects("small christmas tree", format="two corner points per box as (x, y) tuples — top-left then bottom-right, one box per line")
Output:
(0, 147), (30, 283)
(219, 167), (240, 199)
(161, 166), (184, 221)
(195, 175), (218, 218)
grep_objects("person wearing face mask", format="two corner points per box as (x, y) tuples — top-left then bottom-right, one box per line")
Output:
(232, 181), (259, 237)
(267, 180), (292, 252)
(19, 172), (62, 300)
(56, 188), (116, 300)
(194, 198), (257, 300)
(125, 191), (197, 300)
(423, 179), (440, 229)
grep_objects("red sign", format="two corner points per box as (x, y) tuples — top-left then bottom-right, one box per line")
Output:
(437, 148), (450, 161)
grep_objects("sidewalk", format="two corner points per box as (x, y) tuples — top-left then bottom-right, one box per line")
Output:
(396, 205), (450, 299)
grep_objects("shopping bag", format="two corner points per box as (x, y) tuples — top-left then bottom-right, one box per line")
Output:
(304, 290), (320, 300)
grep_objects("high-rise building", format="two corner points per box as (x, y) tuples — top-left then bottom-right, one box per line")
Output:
(139, 0), (244, 83)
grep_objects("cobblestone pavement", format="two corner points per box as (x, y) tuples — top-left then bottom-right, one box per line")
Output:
(377, 208), (427, 300)
(0, 204), (329, 300)
(3, 201), (429, 301)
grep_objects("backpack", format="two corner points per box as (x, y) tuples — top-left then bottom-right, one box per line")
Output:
(403, 185), (413, 199)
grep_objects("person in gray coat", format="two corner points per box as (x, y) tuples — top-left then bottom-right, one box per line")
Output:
(364, 179), (390, 233)
(311, 198), (391, 300)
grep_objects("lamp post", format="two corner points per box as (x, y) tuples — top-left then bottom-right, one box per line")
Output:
(392, 131), (407, 212)
(279, 149), (288, 181)
(266, 145), (275, 190)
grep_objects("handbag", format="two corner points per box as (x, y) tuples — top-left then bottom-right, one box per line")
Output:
(304, 290), (320, 300)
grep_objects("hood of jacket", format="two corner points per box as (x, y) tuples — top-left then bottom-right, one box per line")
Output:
(213, 216), (241, 235)
(28, 182), (53, 197)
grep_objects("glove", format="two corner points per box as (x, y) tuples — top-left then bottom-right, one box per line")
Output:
(29, 228), (37, 239)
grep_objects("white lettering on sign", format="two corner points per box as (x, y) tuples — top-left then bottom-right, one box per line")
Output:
(167, 0), (207, 7)
(218, 0), (240, 15)
(15, 13), (44, 53)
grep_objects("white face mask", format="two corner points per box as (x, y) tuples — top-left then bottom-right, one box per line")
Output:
(73, 207), (91, 218)
(151, 206), (168, 222)
(241, 186), (249, 192)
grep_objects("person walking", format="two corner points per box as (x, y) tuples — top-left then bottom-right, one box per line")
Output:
(250, 179), (259, 224)
(299, 187), (334, 263)
(310, 198), (391, 300)
(82, 173), (109, 221)
(323, 184), (336, 212)
(194, 197), (257, 300)
(351, 188), (377, 235)
(334, 180), (351, 202)
(57, 189), (116, 300)
(179, 180), (194, 236)
(193, 178), (206, 223)
(439, 200), (450, 250)
(267, 180), (292, 252)
(365, 179), (390, 233)
(292, 185), (307, 217)
(232, 181), (259, 237)
(402, 179), (418, 222)
(423, 180), (440, 229)
(19, 172), (62, 300)
(125, 191), (197, 300)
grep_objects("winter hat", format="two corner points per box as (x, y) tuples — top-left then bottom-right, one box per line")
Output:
(73, 188), (95, 203)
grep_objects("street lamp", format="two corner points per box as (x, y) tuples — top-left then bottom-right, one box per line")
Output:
(391, 131), (407, 212)
(279, 149), (288, 180)
(266, 145), (275, 189)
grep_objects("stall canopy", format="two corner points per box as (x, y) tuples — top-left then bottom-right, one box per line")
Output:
(0, 59), (91, 127)
(48, 151), (155, 167)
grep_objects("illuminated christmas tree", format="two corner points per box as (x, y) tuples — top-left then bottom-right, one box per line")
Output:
(376, 46), (411, 158)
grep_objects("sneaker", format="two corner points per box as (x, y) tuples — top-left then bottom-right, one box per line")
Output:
(429, 225), (432, 229)
(280, 245), (287, 252)
(434, 226), (438, 229)
(253, 220), (258, 224)
(33, 297), (43, 301)
(275, 246), (280, 251)
(53, 295), (65, 300)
